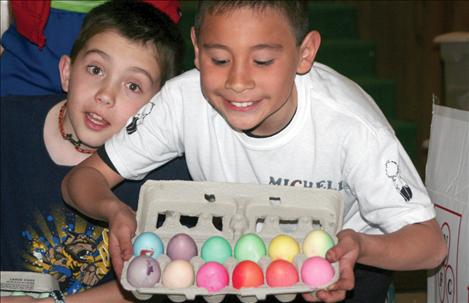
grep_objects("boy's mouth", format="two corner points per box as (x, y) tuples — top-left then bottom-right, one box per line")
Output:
(225, 98), (261, 111)
(86, 112), (109, 130)
(230, 101), (256, 108)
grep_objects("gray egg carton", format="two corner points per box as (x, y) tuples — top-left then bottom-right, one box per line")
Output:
(121, 180), (344, 302)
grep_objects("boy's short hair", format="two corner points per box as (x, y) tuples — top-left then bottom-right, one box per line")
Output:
(194, 0), (309, 45)
(70, 0), (184, 86)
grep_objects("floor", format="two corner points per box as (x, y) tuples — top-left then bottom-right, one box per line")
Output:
(395, 291), (427, 303)
(393, 270), (428, 303)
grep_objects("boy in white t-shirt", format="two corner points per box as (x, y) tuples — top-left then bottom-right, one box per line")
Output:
(62, 1), (447, 302)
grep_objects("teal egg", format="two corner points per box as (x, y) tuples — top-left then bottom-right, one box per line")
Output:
(201, 236), (232, 264)
(234, 233), (266, 262)
(132, 231), (164, 259)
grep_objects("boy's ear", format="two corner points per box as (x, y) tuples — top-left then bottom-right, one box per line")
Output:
(59, 55), (72, 93)
(296, 31), (321, 75)
(190, 27), (200, 70)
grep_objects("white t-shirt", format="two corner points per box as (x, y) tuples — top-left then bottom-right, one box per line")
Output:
(106, 63), (435, 234)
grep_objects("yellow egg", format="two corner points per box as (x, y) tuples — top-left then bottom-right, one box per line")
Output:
(302, 229), (335, 258)
(268, 234), (300, 262)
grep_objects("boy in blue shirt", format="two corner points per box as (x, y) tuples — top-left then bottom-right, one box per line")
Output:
(1, 1), (189, 302)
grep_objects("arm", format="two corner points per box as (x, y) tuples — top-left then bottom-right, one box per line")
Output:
(309, 218), (447, 302)
(61, 153), (135, 277)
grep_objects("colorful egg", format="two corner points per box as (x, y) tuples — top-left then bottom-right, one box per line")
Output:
(266, 259), (299, 287)
(232, 260), (264, 289)
(196, 261), (230, 292)
(268, 234), (300, 262)
(301, 256), (335, 288)
(133, 232), (164, 259)
(166, 233), (198, 261)
(126, 255), (161, 288)
(234, 233), (266, 262)
(162, 259), (195, 288)
(201, 236), (232, 264)
(302, 230), (335, 258)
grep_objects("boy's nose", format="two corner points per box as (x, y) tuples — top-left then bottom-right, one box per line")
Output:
(95, 84), (116, 107)
(225, 63), (254, 93)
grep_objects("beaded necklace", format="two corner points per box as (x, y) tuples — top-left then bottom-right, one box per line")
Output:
(58, 102), (95, 154)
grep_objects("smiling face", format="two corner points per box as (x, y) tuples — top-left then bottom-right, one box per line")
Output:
(192, 6), (319, 136)
(59, 30), (161, 148)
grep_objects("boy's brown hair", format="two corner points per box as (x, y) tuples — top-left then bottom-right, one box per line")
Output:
(194, 0), (309, 45)
(70, 0), (184, 86)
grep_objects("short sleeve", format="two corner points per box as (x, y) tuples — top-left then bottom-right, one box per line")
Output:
(105, 85), (184, 180)
(344, 126), (435, 233)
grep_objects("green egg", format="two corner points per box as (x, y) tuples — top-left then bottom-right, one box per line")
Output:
(201, 235), (232, 264)
(234, 233), (266, 262)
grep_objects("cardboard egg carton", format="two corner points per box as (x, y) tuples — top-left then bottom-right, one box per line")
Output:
(121, 180), (344, 302)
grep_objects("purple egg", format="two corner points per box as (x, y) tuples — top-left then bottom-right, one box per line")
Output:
(126, 255), (161, 288)
(166, 233), (198, 261)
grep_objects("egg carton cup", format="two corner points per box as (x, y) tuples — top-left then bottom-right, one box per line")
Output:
(121, 180), (344, 302)
(0, 271), (60, 298)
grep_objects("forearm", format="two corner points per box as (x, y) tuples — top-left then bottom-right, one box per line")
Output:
(356, 218), (447, 270)
(61, 155), (126, 222)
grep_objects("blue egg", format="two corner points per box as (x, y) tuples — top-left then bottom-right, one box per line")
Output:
(133, 231), (164, 259)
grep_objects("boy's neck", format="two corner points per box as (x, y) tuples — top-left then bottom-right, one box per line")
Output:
(244, 84), (298, 137)
(244, 106), (298, 138)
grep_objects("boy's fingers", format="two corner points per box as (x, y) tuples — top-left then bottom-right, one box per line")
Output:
(328, 259), (355, 293)
(316, 289), (347, 302)
(110, 234), (124, 278)
(110, 229), (134, 278)
(301, 292), (320, 302)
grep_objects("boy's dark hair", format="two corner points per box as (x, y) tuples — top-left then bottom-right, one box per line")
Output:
(70, 0), (184, 86)
(194, 0), (309, 45)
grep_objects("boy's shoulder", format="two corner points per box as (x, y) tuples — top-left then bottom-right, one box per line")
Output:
(1, 94), (64, 118)
(166, 68), (200, 86)
(303, 63), (392, 132)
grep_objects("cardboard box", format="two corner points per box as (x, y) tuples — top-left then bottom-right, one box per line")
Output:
(426, 105), (469, 303)
(120, 180), (344, 302)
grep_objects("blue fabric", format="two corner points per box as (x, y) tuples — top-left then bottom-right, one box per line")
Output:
(0, 95), (191, 294)
(0, 9), (84, 96)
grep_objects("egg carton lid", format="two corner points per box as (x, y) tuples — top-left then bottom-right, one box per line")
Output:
(0, 271), (59, 297)
(134, 180), (343, 243)
(122, 180), (344, 301)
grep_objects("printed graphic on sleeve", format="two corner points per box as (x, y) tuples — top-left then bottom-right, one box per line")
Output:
(21, 209), (111, 295)
(126, 102), (155, 134)
(385, 160), (413, 202)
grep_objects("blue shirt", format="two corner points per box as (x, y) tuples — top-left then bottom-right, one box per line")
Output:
(0, 95), (191, 294)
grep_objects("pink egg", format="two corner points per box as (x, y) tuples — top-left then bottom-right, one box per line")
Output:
(126, 255), (161, 288)
(196, 261), (229, 292)
(301, 256), (335, 288)
(266, 259), (299, 287)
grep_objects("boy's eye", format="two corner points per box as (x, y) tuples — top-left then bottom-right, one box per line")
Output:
(211, 58), (229, 66)
(87, 65), (103, 76)
(126, 82), (142, 94)
(254, 59), (274, 66)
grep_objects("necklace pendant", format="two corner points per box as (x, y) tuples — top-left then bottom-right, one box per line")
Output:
(65, 134), (83, 147)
